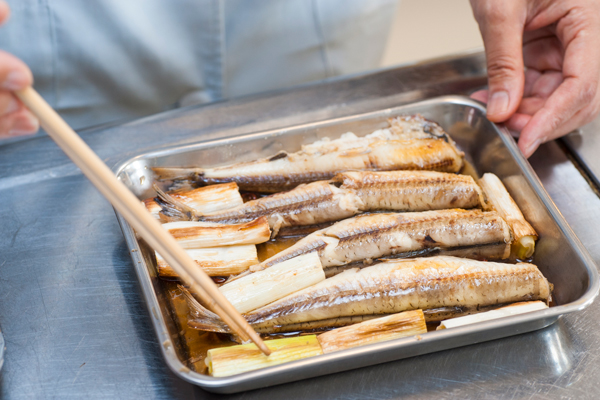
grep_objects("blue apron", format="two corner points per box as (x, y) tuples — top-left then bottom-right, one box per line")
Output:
(0, 0), (396, 130)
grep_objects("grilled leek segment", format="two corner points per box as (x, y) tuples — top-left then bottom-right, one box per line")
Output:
(316, 309), (427, 353)
(206, 335), (323, 377)
(219, 252), (325, 314)
(162, 217), (271, 249)
(479, 173), (538, 259)
(437, 301), (548, 330)
(205, 309), (427, 377)
(155, 245), (258, 277)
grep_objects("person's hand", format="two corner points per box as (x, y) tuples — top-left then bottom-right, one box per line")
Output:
(0, 1), (38, 139)
(469, 0), (600, 157)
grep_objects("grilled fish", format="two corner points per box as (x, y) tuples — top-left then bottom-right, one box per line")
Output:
(250, 208), (512, 272)
(152, 115), (464, 193)
(157, 170), (484, 236)
(185, 256), (551, 333)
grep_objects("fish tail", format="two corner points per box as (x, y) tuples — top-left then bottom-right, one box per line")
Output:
(153, 183), (200, 222)
(179, 285), (232, 333)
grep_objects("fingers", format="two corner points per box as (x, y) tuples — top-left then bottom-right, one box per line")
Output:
(0, 92), (39, 138)
(0, 33), (38, 138)
(0, 1), (10, 25)
(470, 0), (526, 122)
(518, 6), (600, 157)
(522, 36), (563, 72)
(0, 50), (32, 91)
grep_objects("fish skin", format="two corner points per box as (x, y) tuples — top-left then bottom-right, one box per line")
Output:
(251, 209), (512, 271)
(198, 180), (364, 236)
(198, 139), (463, 192)
(152, 115), (464, 193)
(334, 170), (483, 212)
(197, 171), (482, 230)
(245, 256), (551, 328)
(185, 256), (551, 333)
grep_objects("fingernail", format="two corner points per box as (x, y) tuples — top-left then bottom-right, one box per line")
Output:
(523, 139), (542, 158)
(2, 70), (29, 91)
(487, 90), (510, 118)
(4, 97), (19, 114)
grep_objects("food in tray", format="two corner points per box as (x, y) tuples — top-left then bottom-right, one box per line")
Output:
(206, 310), (427, 377)
(155, 170), (485, 237)
(437, 301), (548, 330)
(141, 114), (549, 377)
(161, 217), (270, 249)
(155, 245), (259, 277)
(144, 182), (243, 220)
(152, 115), (465, 192)
(206, 301), (549, 377)
(217, 252), (325, 314)
(479, 173), (538, 259)
(246, 208), (512, 275)
(182, 256), (551, 334)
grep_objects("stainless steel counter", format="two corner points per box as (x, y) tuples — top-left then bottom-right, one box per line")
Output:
(2, 52), (600, 399)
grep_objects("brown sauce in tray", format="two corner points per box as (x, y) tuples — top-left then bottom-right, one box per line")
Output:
(162, 235), (301, 374)
(164, 281), (236, 374)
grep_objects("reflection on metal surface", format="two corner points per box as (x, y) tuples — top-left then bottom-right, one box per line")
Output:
(541, 320), (573, 376)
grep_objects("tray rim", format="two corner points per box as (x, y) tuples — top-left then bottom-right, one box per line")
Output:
(113, 95), (600, 391)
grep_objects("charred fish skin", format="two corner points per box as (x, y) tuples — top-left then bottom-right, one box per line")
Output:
(334, 170), (484, 212)
(164, 170), (483, 232)
(152, 116), (465, 193)
(388, 114), (455, 143)
(251, 209), (512, 271)
(245, 256), (551, 328)
(197, 139), (464, 192)
(199, 181), (364, 235)
(324, 209), (511, 266)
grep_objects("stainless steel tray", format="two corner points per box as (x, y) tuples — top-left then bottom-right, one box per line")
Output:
(113, 95), (599, 394)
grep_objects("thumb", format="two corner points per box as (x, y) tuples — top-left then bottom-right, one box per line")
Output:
(471, 2), (525, 122)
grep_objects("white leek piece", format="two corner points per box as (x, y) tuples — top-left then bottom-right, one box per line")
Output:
(144, 182), (243, 219)
(219, 252), (325, 314)
(316, 309), (427, 353)
(206, 309), (427, 376)
(437, 301), (548, 330)
(155, 245), (258, 277)
(206, 335), (323, 377)
(479, 173), (538, 259)
(163, 217), (271, 249)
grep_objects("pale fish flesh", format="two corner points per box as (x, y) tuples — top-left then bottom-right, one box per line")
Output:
(185, 256), (551, 333)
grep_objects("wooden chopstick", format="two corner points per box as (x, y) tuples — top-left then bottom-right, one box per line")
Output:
(15, 87), (272, 356)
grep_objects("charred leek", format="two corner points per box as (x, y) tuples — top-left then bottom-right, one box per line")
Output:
(206, 335), (323, 377)
(316, 309), (427, 353)
(205, 310), (427, 377)
(155, 245), (258, 277)
(479, 173), (537, 259)
(163, 217), (271, 249)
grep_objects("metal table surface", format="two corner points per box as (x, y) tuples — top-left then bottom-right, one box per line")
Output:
(2, 52), (600, 399)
